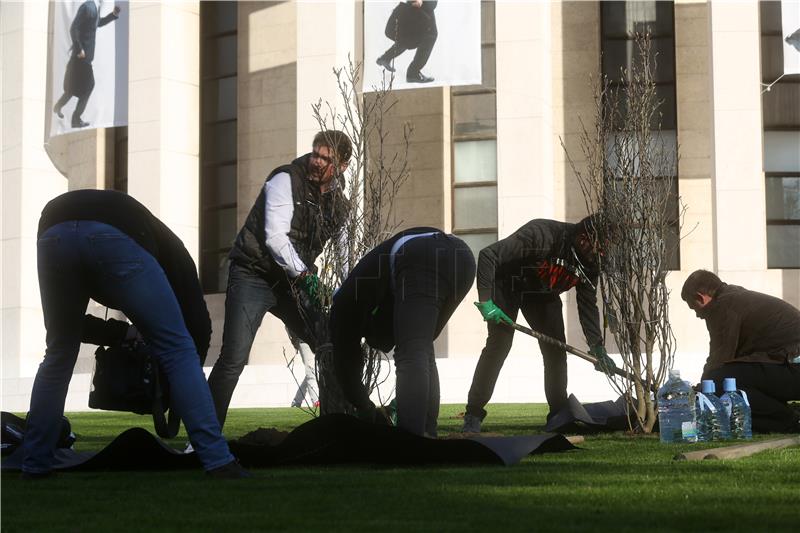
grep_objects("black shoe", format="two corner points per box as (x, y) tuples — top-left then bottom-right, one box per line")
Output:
(376, 56), (395, 73)
(207, 459), (253, 479)
(406, 71), (434, 83)
(71, 119), (90, 128)
(53, 105), (64, 119)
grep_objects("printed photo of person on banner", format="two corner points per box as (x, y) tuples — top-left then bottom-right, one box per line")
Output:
(364, 0), (481, 91)
(49, 0), (128, 138)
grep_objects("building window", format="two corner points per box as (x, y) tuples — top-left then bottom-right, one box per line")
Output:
(600, 0), (680, 270)
(200, 1), (238, 292)
(451, 0), (497, 257)
(761, 1), (800, 268)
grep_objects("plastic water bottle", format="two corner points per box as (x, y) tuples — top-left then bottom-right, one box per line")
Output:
(695, 392), (717, 442)
(657, 369), (698, 443)
(701, 379), (731, 440)
(720, 378), (752, 440)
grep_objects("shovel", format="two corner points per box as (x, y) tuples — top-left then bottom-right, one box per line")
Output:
(508, 321), (657, 392)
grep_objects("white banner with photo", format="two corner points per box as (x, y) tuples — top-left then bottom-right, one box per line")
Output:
(783, 0), (800, 75)
(49, 0), (128, 138)
(363, 0), (481, 91)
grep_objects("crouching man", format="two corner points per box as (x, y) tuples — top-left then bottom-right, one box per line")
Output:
(23, 189), (249, 478)
(330, 228), (476, 437)
(682, 270), (800, 433)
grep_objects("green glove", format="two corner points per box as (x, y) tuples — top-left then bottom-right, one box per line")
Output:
(299, 272), (321, 305)
(589, 345), (617, 375)
(474, 300), (514, 326)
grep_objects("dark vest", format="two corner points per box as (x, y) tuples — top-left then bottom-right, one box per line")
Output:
(229, 154), (349, 281)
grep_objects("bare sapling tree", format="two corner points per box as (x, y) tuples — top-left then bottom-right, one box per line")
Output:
(287, 56), (412, 415)
(562, 33), (683, 433)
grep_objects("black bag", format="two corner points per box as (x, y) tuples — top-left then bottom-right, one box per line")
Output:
(1, 411), (76, 456)
(63, 55), (95, 97)
(89, 342), (181, 439)
(384, 2), (434, 49)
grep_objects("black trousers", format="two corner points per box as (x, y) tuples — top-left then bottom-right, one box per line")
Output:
(380, 23), (437, 77)
(703, 362), (800, 433)
(390, 234), (475, 437)
(466, 285), (568, 420)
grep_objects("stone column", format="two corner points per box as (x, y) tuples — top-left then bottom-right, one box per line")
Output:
(708, 1), (766, 277)
(1, 1), (70, 409)
(128, 1), (200, 259)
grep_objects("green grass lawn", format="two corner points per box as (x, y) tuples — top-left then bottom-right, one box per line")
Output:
(2, 404), (799, 532)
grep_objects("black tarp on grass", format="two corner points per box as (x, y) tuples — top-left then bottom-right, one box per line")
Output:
(544, 394), (649, 433)
(2, 413), (576, 472)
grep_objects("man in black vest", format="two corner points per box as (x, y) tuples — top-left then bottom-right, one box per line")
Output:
(207, 130), (351, 429)
(53, 1), (121, 128)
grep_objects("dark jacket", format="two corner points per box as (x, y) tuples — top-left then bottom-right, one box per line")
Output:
(386, 1), (438, 48)
(38, 189), (212, 362)
(476, 218), (603, 347)
(699, 284), (800, 374)
(70, 0), (118, 62)
(228, 154), (349, 283)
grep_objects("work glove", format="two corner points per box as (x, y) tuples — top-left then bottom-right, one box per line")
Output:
(589, 344), (617, 375)
(296, 272), (325, 308)
(474, 300), (514, 326)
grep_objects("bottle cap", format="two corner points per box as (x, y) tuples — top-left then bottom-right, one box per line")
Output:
(701, 380), (716, 394)
(723, 377), (737, 392)
(668, 369), (680, 380)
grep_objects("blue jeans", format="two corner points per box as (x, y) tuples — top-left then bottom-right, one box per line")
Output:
(23, 221), (233, 473)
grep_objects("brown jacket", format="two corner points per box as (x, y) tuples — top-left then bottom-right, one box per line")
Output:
(700, 284), (800, 374)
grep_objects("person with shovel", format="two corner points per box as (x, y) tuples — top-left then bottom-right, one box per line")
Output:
(461, 215), (616, 433)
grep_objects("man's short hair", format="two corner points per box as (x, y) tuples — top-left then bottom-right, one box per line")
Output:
(576, 213), (604, 238)
(681, 269), (724, 301)
(313, 130), (352, 163)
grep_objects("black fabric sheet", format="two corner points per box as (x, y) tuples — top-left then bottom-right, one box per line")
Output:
(2, 413), (575, 472)
(544, 394), (639, 433)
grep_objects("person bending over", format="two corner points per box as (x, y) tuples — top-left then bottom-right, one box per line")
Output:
(24, 189), (248, 478)
(461, 215), (616, 433)
(331, 228), (476, 437)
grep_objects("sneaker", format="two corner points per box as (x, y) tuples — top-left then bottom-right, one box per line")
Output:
(207, 459), (253, 479)
(461, 413), (482, 434)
